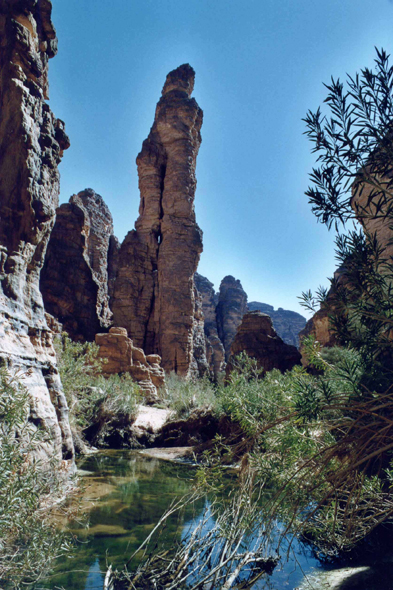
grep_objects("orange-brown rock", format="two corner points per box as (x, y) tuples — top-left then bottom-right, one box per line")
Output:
(41, 189), (113, 341)
(111, 64), (204, 376)
(95, 327), (166, 403)
(194, 273), (226, 378)
(217, 276), (248, 361)
(0, 0), (73, 468)
(226, 311), (301, 376)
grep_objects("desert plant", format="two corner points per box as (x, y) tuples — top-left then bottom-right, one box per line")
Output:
(0, 368), (72, 588)
(164, 372), (219, 418)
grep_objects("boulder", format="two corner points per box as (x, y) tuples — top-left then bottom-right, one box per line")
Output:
(95, 327), (166, 403)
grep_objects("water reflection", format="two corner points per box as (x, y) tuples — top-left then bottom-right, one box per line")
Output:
(38, 450), (393, 590)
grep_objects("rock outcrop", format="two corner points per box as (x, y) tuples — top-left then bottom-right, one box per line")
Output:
(216, 276), (248, 360)
(226, 311), (301, 376)
(41, 189), (113, 341)
(194, 273), (226, 378)
(0, 0), (73, 467)
(248, 302), (306, 348)
(95, 327), (166, 403)
(111, 64), (204, 376)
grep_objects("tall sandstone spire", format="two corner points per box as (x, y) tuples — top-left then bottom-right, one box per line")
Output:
(0, 0), (74, 466)
(111, 64), (204, 376)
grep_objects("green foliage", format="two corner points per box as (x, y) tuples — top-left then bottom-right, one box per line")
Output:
(54, 333), (140, 437)
(0, 368), (72, 588)
(303, 47), (393, 229)
(164, 372), (218, 418)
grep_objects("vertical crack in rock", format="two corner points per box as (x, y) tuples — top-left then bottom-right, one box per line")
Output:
(112, 64), (205, 376)
(0, 0), (74, 467)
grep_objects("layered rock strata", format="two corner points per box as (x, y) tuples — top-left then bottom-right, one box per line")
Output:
(194, 273), (226, 378)
(41, 189), (113, 341)
(248, 301), (306, 348)
(111, 64), (204, 376)
(216, 276), (248, 360)
(226, 311), (301, 376)
(0, 0), (73, 466)
(95, 327), (166, 403)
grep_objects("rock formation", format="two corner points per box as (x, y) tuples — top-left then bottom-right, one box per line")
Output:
(95, 327), (166, 403)
(0, 0), (73, 467)
(226, 311), (301, 376)
(248, 302), (306, 348)
(194, 273), (226, 378)
(216, 276), (248, 360)
(41, 189), (113, 341)
(111, 64), (204, 376)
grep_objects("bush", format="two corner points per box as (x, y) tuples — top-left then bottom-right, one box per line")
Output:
(54, 333), (140, 448)
(164, 372), (219, 418)
(0, 368), (72, 588)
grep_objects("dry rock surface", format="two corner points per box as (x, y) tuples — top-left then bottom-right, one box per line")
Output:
(226, 311), (301, 376)
(0, 0), (74, 469)
(95, 327), (166, 403)
(194, 273), (226, 378)
(111, 64), (205, 376)
(41, 189), (113, 341)
(216, 276), (248, 360)
(248, 301), (306, 348)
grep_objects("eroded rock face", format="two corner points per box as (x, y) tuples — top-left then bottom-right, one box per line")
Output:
(216, 276), (248, 360)
(226, 311), (301, 376)
(41, 189), (113, 341)
(95, 327), (166, 403)
(248, 302), (306, 348)
(0, 0), (73, 467)
(111, 64), (204, 376)
(194, 273), (226, 378)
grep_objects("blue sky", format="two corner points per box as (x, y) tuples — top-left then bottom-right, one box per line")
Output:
(49, 0), (393, 315)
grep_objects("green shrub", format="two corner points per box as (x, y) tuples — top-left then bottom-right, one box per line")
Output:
(164, 372), (219, 418)
(54, 333), (141, 448)
(0, 368), (72, 588)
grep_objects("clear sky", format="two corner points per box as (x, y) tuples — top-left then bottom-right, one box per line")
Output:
(48, 0), (393, 316)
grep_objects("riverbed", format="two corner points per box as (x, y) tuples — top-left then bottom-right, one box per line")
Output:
(40, 450), (393, 590)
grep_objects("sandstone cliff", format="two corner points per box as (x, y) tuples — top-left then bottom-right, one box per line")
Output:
(41, 189), (113, 341)
(0, 0), (73, 467)
(95, 327), (166, 404)
(248, 301), (306, 348)
(111, 64), (205, 376)
(194, 273), (226, 378)
(226, 311), (301, 376)
(216, 276), (248, 360)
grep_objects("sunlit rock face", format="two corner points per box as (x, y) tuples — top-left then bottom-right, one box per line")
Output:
(0, 0), (73, 467)
(95, 327), (166, 404)
(41, 189), (114, 341)
(111, 64), (205, 376)
(226, 311), (301, 376)
(216, 276), (248, 361)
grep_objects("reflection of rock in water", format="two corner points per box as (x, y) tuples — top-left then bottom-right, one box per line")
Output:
(299, 564), (393, 590)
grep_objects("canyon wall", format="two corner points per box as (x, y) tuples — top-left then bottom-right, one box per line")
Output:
(41, 189), (113, 341)
(0, 0), (73, 467)
(216, 276), (248, 360)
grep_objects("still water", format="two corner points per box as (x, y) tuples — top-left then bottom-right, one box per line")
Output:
(41, 450), (393, 590)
